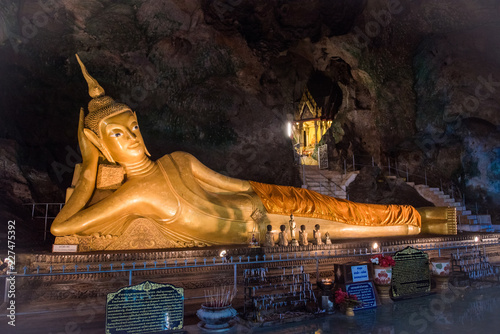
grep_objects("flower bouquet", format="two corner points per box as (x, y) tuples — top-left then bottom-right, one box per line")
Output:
(334, 289), (361, 316)
(370, 254), (395, 268)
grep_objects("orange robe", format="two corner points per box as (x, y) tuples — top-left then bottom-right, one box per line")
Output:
(250, 181), (421, 228)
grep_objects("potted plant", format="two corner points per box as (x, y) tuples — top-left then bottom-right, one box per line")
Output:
(196, 286), (237, 330)
(334, 289), (361, 316)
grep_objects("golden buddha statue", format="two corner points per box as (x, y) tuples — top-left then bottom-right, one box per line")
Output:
(51, 55), (457, 251)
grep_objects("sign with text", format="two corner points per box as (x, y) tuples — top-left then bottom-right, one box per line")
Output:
(52, 244), (78, 252)
(106, 281), (184, 333)
(334, 262), (373, 284)
(351, 265), (369, 283)
(392, 246), (431, 299)
(346, 281), (377, 310)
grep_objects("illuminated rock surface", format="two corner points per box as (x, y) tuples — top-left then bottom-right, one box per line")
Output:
(0, 1), (499, 245)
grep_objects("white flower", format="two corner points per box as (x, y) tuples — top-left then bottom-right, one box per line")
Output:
(371, 257), (379, 265)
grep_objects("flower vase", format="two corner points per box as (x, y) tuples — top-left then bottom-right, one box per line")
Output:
(430, 257), (451, 291)
(373, 265), (393, 303)
(345, 307), (355, 317)
(196, 304), (237, 330)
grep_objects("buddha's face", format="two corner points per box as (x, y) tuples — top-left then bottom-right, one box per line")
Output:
(99, 110), (148, 164)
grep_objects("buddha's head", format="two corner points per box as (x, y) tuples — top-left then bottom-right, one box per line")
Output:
(76, 54), (150, 164)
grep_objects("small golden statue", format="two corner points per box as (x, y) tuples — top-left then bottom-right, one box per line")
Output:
(278, 225), (289, 247)
(299, 225), (308, 246)
(325, 231), (332, 245)
(289, 214), (299, 246)
(50, 55), (457, 251)
(313, 224), (322, 246)
(264, 225), (275, 247)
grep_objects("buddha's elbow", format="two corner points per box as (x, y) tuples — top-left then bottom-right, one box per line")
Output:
(51, 222), (69, 236)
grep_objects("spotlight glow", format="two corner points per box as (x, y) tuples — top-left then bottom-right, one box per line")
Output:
(372, 242), (379, 250)
(287, 122), (292, 137)
(219, 250), (227, 258)
(474, 236), (479, 242)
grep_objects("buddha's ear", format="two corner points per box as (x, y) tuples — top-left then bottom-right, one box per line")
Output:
(83, 128), (115, 163)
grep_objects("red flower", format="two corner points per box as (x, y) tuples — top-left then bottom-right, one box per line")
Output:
(371, 254), (395, 267)
(334, 289), (360, 308)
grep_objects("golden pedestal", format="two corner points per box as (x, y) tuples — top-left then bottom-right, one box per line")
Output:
(345, 307), (355, 317)
(375, 284), (393, 304)
(433, 276), (450, 292)
(54, 218), (209, 252)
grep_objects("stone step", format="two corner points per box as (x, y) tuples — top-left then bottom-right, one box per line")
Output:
(477, 215), (492, 225)
(406, 182), (415, 187)
(304, 174), (343, 180)
(438, 194), (450, 199)
(428, 187), (440, 191)
(449, 202), (462, 207)
(308, 187), (346, 197)
(460, 225), (481, 232)
(461, 210), (472, 215)
(443, 198), (454, 203)
(307, 182), (345, 190)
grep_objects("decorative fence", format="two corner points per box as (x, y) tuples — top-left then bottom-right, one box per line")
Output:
(3, 236), (499, 303)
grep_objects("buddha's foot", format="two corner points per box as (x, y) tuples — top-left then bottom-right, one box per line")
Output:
(418, 207), (457, 235)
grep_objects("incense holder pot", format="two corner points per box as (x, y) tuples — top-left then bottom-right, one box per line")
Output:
(197, 304), (237, 329)
(430, 257), (451, 276)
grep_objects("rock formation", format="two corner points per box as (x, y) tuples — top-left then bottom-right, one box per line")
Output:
(0, 0), (499, 246)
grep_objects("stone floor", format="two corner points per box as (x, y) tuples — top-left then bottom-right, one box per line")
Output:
(2, 283), (500, 333)
(3, 235), (500, 333)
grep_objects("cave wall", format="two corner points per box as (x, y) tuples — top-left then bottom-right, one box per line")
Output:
(0, 0), (499, 238)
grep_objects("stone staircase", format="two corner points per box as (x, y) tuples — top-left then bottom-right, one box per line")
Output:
(411, 184), (494, 233)
(298, 165), (495, 233)
(298, 165), (358, 199)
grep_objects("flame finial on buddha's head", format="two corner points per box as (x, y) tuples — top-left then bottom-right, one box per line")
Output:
(75, 54), (131, 137)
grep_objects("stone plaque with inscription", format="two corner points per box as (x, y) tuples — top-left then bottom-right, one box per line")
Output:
(345, 281), (377, 310)
(391, 247), (431, 299)
(106, 281), (184, 333)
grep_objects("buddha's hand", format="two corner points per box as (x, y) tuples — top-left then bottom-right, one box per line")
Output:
(78, 108), (99, 163)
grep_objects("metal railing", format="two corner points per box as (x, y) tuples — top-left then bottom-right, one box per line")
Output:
(298, 153), (467, 208)
(3, 236), (499, 303)
(23, 203), (64, 241)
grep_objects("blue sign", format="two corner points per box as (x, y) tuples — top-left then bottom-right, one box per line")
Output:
(351, 265), (369, 282)
(345, 281), (377, 310)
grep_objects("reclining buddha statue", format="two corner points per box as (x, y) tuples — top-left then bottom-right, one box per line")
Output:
(51, 55), (457, 251)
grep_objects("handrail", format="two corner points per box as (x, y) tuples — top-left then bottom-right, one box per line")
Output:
(295, 151), (494, 219)
(3, 236), (498, 303)
(23, 203), (64, 241)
